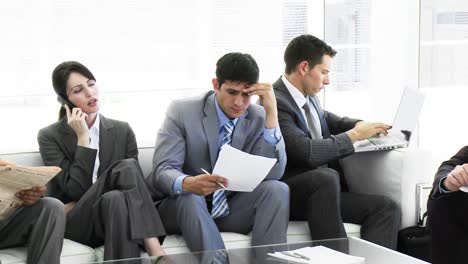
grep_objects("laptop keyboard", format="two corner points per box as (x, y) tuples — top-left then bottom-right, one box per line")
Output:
(368, 135), (405, 145)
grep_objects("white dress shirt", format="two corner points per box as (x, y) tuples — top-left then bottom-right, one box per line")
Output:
(281, 75), (322, 138)
(88, 114), (100, 183)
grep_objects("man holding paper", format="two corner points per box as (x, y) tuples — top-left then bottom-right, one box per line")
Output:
(0, 160), (65, 264)
(148, 52), (289, 252)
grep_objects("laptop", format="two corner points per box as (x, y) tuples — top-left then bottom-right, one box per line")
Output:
(354, 87), (425, 152)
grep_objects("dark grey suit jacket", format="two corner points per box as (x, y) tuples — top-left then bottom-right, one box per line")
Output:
(37, 114), (138, 203)
(430, 146), (468, 198)
(273, 78), (360, 190)
(147, 90), (287, 197)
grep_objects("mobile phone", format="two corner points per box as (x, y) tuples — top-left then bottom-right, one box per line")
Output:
(57, 95), (76, 109)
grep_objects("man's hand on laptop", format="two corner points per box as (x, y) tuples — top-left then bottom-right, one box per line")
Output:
(346, 121), (391, 143)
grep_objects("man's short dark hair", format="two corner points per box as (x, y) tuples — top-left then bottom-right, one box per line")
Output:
(284, 34), (337, 74)
(216, 52), (259, 88)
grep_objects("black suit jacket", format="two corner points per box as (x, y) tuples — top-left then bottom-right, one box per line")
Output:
(37, 114), (138, 203)
(430, 146), (468, 198)
(273, 77), (360, 190)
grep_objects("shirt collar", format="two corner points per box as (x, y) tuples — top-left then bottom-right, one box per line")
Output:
(214, 96), (238, 131)
(89, 113), (100, 135)
(282, 75), (308, 109)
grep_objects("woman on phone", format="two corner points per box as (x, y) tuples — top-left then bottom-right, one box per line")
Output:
(38, 61), (165, 260)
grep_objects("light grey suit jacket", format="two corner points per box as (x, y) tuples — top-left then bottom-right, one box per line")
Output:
(38, 115), (138, 203)
(147, 90), (287, 197)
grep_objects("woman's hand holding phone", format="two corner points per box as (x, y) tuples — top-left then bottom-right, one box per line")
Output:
(64, 104), (90, 147)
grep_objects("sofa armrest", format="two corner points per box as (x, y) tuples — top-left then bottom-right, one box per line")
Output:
(0, 152), (44, 166)
(340, 148), (435, 228)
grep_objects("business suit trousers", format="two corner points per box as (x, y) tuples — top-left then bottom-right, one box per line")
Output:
(284, 168), (401, 249)
(428, 191), (468, 264)
(66, 159), (165, 261)
(158, 180), (289, 252)
(0, 197), (65, 264)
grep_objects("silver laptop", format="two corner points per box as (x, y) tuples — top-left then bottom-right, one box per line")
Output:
(354, 87), (425, 152)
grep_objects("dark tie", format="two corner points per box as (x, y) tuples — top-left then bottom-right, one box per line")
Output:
(212, 121), (234, 219)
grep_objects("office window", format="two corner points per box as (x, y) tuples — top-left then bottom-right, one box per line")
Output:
(325, 0), (371, 92)
(0, 0), (321, 153)
(323, 0), (419, 136)
(419, 0), (468, 159)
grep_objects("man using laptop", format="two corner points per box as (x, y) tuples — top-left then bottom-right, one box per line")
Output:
(273, 34), (401, 249)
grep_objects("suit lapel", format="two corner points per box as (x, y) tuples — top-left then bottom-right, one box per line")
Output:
(57, 118), (78, 161)
(202, 92), (220, 169)
(274, 78), (309, 134)
(98, 115), (115, 175)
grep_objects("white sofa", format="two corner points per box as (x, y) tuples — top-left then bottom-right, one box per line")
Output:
(0, 147), (433, 264)
(341, 148), (436, 228)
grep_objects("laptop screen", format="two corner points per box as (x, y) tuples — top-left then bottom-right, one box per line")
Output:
(391, 87), (425, 142)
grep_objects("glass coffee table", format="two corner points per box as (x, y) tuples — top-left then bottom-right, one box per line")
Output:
(85, 237), (430, 264)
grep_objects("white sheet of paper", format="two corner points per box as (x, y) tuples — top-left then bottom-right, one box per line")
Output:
(267, 246), (365, 264)
(212, 145), (277, 192)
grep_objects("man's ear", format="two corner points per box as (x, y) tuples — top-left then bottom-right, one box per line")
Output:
(212, 78), (220, 92)
(298, 61), (309, 75)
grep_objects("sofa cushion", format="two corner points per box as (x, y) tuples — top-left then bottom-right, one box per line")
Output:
(138, 147), (155, 177)
(0, 239), (95, 264)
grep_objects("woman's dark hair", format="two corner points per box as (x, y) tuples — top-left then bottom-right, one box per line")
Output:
(52, 61), (96, 120)
(215, 52), (259, 88)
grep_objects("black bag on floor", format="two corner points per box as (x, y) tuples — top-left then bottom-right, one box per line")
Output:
(397, 212), (431, 262)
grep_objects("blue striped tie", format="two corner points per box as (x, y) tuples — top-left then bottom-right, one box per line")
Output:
(212, 121), (234, 219)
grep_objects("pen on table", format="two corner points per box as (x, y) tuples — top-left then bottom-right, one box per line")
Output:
(280, 251), (310, 261)
(293, 252), (310, 260)
(200, 168), (227, 190)
(280, 251), (303, 260)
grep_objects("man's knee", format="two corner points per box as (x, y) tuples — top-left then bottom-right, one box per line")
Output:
(256, 181), (289, 206)
(258, 180), (289, 194)
(304, 168), (340, 192)
(375, 196), (401, 220)
(37, 197), (66, 224)
(40, 197), (64, 211)
(175, 194), (208, 216)
(39, 197), (65, 215)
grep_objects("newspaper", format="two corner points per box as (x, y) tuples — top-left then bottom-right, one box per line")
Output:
(0, 165), (61, 220)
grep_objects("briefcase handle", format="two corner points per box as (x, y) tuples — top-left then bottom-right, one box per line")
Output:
(417, 212), (428, 227)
